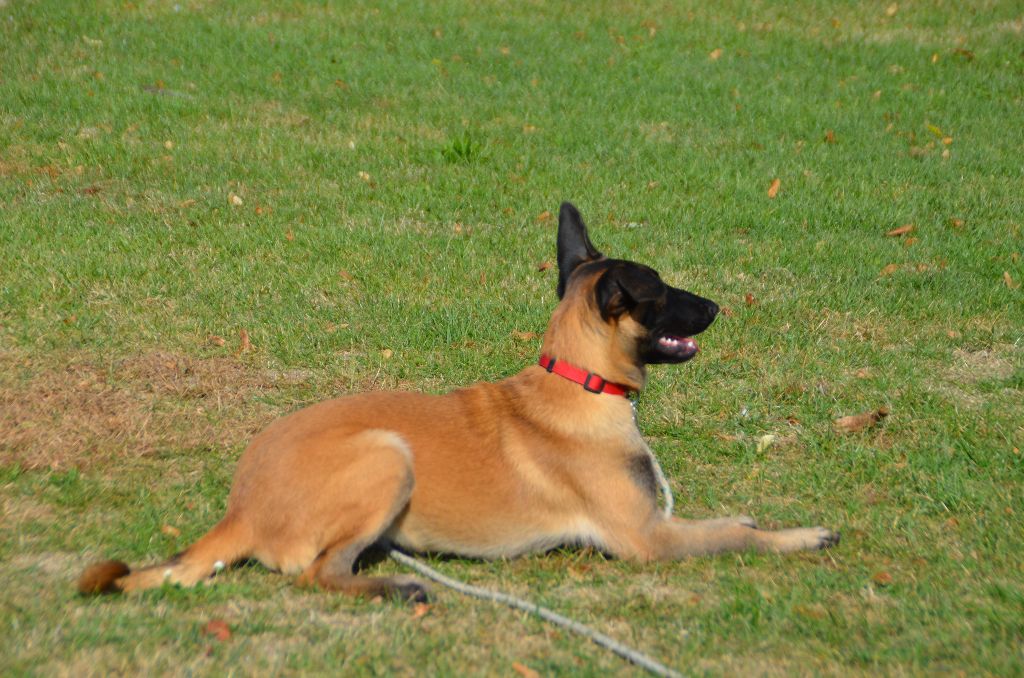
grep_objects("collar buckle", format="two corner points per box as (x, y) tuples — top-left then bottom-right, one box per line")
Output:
(582, 372), (606, 393)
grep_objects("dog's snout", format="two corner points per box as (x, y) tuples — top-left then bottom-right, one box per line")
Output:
(705, 300), (719, 321)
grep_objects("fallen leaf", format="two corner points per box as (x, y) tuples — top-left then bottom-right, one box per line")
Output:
(824, 129), (836, 143)
(512, 662), (540, 678)
(179, 199), (196, 208)
(338, 270), (353, 281)
(357, 171), (371, 182)
(535, 210), (553, 223)
(926, 124), (944, 138)
(947, 330), (960, 339)
(879, 263), (900, 277)
(81, 185), (101, 195)
(511, 330), (539, 341)
(904, 237), (918, 247)
(709, 48), (723, 61)
(161, 524), (181, 537)
(931, 52), (940, 64)
(203, 619), (231, 642)
(411, 603), (431, 619)
(756, 434), (777, 453)
(228, 193), (243, 206)
(884, 3), (898, 16)
(744, 292), (756, 305)
(886, 224), (914, 237)
(942, 136), (953, 146)
(236, 329), (252, 355)
(949, 218), (964, 229)
(164, 140), (174, 150)
(855, 368), (871, 379)
(872, 571), (894, 586)
(767, 178), (781, 199)
(1004, 271), (1020, 289)
(208, 334), (226, 347)
(381, 349), (393, 359)
(833, 407), (889, 434)
(537, 261), (552, 272)
(719, 306), (734, 317)
(285, 229), (294, 242)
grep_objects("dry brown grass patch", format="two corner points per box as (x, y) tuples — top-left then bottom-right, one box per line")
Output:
(0, 349), (324, 470)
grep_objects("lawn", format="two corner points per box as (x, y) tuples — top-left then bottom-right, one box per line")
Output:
(1, 0), (1022, 674)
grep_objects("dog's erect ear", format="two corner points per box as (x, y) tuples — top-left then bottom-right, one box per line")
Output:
(557, 202), (602, 298)
(596, 264), (666, 320)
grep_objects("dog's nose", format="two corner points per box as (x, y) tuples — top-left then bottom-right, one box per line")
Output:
(705, 301), (719, 320)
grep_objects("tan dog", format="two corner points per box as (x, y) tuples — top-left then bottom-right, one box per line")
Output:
(79, 203), (838, 601)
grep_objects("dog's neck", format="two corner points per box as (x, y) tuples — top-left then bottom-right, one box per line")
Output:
(539, 310), (647, 392)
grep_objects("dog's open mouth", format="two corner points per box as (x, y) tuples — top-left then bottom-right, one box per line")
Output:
(656, 335), (699, 361)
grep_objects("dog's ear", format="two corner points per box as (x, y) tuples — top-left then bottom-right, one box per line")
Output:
(596, 264), (666, 320)
(557, 202), (602, 298)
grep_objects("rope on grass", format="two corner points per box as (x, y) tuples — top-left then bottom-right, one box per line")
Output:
(390, 450), (680, 678)
(388, 550), (682, 678)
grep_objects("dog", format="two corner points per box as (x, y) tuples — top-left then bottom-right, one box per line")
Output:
(79, 202), (839, 600)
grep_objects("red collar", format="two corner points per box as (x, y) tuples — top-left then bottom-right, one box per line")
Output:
(538, 354), (632, 396)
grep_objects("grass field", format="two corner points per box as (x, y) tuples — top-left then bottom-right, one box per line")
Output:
(2, 0), (1023, 674)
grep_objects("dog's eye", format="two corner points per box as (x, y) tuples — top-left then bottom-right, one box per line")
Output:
(632, 301), (662, 327)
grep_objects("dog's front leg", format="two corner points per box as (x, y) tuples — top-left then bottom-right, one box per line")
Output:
(602, 517), (838, 562)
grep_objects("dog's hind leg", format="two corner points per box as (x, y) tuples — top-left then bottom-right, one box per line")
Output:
(293, 430), (425, 602)
(79, 514), (253, 594)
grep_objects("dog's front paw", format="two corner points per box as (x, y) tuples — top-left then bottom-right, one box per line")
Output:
(814, 527), (840, 549)
(734, 515), (758, 529)
(768, 526), (841, 553)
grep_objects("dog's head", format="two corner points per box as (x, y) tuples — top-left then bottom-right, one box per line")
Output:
(552, 202), (718, 369)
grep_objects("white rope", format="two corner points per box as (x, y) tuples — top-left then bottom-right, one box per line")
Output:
(388, 447), (681, 678)
(389, 549), (683, 678)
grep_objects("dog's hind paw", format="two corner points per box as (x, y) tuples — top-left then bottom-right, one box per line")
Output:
(388, 575), (430, 604)
(395, 581), (430, 604)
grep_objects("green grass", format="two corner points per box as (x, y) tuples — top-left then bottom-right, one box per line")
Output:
(2, 0), (1023, 674)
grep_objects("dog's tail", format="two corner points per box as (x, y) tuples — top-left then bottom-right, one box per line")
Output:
(77, 516), (251, 595)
